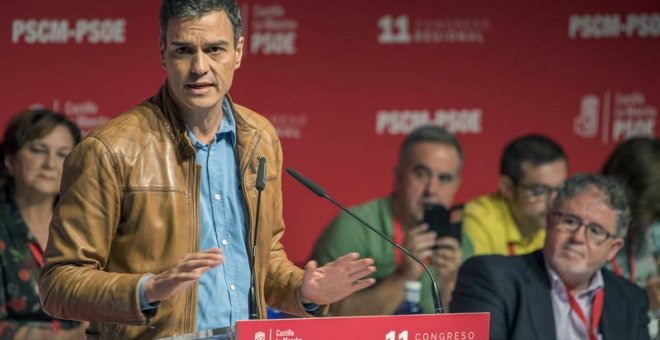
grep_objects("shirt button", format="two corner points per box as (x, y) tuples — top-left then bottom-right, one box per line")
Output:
(230, 284), (236, 291)
(214, 194), (221, 201)
(221, 239), (228, 246)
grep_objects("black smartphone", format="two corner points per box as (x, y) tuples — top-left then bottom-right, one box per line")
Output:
(423, 204), (461, 241)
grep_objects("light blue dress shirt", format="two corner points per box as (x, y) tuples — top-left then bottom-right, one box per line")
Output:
(138, 99), (250, 328)
(190, 98), (251, 331)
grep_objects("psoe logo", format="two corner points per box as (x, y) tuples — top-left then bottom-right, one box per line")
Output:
(574, 92), (657, 144)
(574, 95), (600, 138)
(12, 18), (126, 44)
(375, 108), (482, 135)
(568, 13), (660, 39)
(254, 331), (265, 340)
(247, 4), (298, 55)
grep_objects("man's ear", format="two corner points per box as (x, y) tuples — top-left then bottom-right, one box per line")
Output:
(234, 36), (244, 70)
(160, 40), (166, 69)
(606, 238), (624, 261)
(4, 155), (15, 177)
(499, 175), (514, 201)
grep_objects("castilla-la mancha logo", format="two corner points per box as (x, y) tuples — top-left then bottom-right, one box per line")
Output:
(29, 99), (109, 136)
(242, 3), (299, 56)
(254, 331), (265, 340)
(574, 95), (600, 138)
(574, 92), (657, 144)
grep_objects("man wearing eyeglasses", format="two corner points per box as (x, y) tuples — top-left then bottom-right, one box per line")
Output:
(463, 134), (567, 256)
(450, 173), (650, 339)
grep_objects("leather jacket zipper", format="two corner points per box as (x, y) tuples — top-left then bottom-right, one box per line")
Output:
(238, 131), (262, 319)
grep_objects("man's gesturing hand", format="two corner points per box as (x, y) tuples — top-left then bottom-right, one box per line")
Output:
(300, 252), (376, 305)
(144, 248), (223, 303)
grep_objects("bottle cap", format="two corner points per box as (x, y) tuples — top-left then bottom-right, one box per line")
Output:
(404, 280), (422, 291)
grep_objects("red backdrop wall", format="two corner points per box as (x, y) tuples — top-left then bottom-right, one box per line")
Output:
(3, 0), (659, 265)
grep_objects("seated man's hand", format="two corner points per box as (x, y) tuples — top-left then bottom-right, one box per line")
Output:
(300, 252), (376, 305)
(431, 237), (462, 282)
(145, 248), (223, 303)
(397, 223), (437, 280)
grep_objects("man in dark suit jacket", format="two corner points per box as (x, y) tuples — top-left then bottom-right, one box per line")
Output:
(450, 173), (650, 340)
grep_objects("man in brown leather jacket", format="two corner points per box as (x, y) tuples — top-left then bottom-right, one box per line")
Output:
(38, 0), (375, 338)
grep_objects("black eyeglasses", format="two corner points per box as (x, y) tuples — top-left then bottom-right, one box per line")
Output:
(549, 211), (619, 244)
(516, 183), (562, 202)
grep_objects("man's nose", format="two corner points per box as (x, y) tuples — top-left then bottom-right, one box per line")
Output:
(424, 177), (443, 201)
(424, 176), (442, 196)
(191, 52), (209, 75)
(569, 224), (588, 243)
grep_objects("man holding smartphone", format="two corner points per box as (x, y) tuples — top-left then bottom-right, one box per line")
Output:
(311, 125), (472, 315)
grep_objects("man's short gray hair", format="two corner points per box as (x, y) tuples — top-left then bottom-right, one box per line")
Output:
(398, 125), (463, 170)
(550, 173), (631, 237)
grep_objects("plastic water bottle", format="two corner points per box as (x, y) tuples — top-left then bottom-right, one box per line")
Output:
(266, 306), (285, 319)
(396, 281), (423, 314)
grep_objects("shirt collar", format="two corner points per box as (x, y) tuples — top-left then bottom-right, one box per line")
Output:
(186, 97), (237, 148)
(546, 262), (604, 300)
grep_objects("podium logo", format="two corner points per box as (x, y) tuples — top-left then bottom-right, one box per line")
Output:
(386, 330), (409, 340)
(254, 331), (265, 340)
(387, 330), (477, 340)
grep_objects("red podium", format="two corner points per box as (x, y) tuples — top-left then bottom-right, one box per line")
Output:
(236, 313), (489, 340)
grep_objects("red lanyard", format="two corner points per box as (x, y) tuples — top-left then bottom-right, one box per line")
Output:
(392, 218), (403, 265)
(609, 230), (636, 282)
(27, 241), (44, 268)
(609, 257), (636, 283)
(26, 240), (61, 333)
(507, 242), (516, 256)
(565, 285), (604, 340)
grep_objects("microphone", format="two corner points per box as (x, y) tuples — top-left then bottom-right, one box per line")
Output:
(249, 157), (267, 319)
(256, 157), (266, 191)
(286, 168), (444, 314)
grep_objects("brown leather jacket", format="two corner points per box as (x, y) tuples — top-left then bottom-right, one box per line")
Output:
(39, 84), (313, 339)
